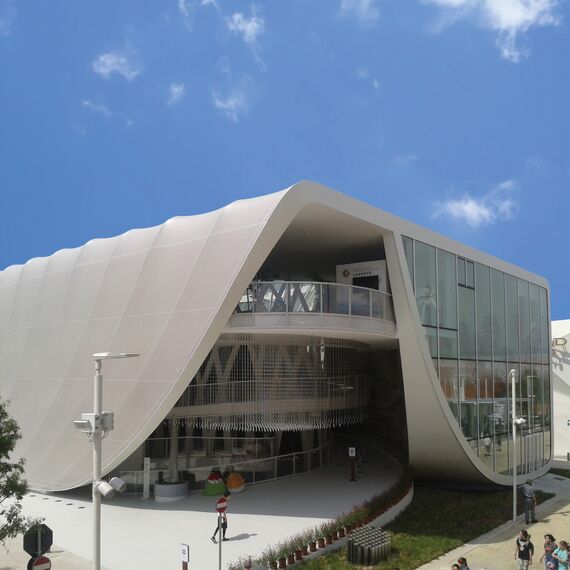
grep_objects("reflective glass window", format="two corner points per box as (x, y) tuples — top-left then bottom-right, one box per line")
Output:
(466, 260), (475, 288)
(440, 359), (459, 421)
(439, 328), (458, 359)
(540, 288), (549, 364)
(402, 236), (414, 289)
(519, 364), (533, 435)
(506, 275), (519, 362)
(460, 360), (477, 440)
(438, 249), (457, 329)
(459, 286), (476, 360)
(532, 363), (543, 434)
(518, 280), (531, 363)
(424, 326), (438, 358)
(415, 242), (437, 326)
(458, 257), (466, 286)
(476, 263), (492, 361)
(478, 361), (494, 469)
(493, 362), (509, 474)
(478, 360), (493, 400)
(491, 269), (506, 361)
(529, 284), (541, 363)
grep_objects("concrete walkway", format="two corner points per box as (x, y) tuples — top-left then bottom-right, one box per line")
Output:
(2, 444), (401, 570)
(419, 472), (570, 570)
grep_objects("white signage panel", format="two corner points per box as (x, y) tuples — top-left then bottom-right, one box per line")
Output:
(180, 543), (189, 562)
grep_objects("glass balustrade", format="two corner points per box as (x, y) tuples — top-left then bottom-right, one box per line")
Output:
(235, 281), (395, 322)
(120, 437), (332, 493)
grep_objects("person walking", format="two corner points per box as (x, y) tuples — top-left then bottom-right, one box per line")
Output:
(211, 511), (228, 543)
(211, 490), (231, 544)
(553, 540), (569, 570)
(514, 529), (534, 570)
(457, 556), (470, 570)
(540, 534), (557, 569)
(519, 479), (538, 524)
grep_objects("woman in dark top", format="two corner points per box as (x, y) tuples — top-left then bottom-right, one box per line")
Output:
(514, 530), (534, 570)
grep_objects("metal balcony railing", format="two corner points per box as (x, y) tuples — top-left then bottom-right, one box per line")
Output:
(234, 281), (395, 322)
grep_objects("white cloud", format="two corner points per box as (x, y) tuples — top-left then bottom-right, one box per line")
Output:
(0, 0), (16, 37)
(177, 0), (195, 30)
(434, 180), (518, 228)
(423, 0), (561, 62)
(495, 178), (516, 191)
(92, 50), (141, 81)
(355, 67), (381, 90)
(177, 0), (190, 18)
(81, 99), (133, 127)
(201, 0), (220, 10)
(212, 89), (248, 122)
(339, 0), (380, 26)
(168, 83), (186, 105)
(394, 154), (419, 166)
(526, 155), (545, 173)
(226, 8), (265, 63)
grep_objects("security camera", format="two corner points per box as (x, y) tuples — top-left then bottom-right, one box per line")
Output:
(94, 481), (115, 498)
(73, 420), (91, 431)
(109, 477), (127, 493)
(514, 418), (527, 426)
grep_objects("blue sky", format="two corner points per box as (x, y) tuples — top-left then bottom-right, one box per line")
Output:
(1, 0), (569, 317)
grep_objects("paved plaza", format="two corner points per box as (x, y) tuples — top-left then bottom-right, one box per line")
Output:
(2, 444), (401, 570)
(5, 452), (570, 570)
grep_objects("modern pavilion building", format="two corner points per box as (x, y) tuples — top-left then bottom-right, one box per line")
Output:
(0, 181), (552, 492)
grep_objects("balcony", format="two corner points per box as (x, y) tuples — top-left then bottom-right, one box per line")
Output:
(227, 281), (396, 337)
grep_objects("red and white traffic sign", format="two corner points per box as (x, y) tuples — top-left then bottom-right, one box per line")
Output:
(216, 497), (228, 513)
(32, 556), (51, 570)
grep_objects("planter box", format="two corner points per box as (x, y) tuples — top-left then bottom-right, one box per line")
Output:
(154, 481), (188, 503)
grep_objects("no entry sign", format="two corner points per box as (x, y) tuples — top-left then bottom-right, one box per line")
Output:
(28, 556), (51, 570)
(216, 497), (228, 513)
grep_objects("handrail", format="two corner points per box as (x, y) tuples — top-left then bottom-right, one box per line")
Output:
(120, 437), (333, 493)
(234, 280), (395, 322)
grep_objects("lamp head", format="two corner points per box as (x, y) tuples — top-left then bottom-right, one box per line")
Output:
(93, 352), (139, 360)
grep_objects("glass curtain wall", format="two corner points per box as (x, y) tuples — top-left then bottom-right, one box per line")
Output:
(402, 236), (551, 475)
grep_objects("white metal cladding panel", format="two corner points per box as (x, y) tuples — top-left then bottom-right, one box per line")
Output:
(0, 190), (286, 490)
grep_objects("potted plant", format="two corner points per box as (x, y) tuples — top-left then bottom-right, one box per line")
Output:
(301, 529), (312, 555)
(319, 521), (334, 545)
(291, 532), (305, 561)
(317, 522), (330, 547)
(257, 547), (278, 570)
(308, 526), (318, 552)
(275, 542), (289, 569)
(286, 552), (295, 565)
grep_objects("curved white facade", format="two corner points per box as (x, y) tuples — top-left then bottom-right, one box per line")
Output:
(0, 181), (551, 490)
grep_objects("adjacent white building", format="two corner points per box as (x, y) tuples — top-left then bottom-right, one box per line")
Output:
(552, 320), (570, 465)
(0, 181), (552, 492)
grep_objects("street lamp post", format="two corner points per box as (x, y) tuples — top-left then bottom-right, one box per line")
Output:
(510, 368), (526, 522)
(75, 352), (139, 570)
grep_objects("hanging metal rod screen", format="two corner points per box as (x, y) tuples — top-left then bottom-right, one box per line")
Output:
(173, 334), (369, 431)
